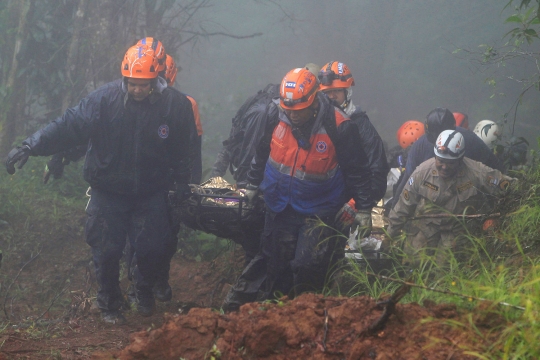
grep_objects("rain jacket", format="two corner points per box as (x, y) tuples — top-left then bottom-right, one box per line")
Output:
(247, 92), (373, 216)
(212, 84), (280, 185)
(349, 109), (389, 203)
(23, 78), (193, 196)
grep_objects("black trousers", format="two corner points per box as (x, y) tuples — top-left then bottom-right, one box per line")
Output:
(85, 189), (174, 311)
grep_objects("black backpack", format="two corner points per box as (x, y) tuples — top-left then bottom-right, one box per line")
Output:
(222, 83), (280, 172)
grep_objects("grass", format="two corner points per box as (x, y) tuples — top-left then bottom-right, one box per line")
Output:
(2, 145), (539, 357)
(0, 154), (231, 326)
(335, 153), (540, 358)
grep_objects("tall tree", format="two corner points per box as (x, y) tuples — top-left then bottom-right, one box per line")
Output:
(0, 0), (32, 155)
(0, 0), (264, 155)
(62, 0), (88, 110)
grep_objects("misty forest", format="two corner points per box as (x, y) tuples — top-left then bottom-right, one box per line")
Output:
(0, 0), (539, 359)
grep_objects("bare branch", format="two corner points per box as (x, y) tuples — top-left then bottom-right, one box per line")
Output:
(180, 30), (262, 44)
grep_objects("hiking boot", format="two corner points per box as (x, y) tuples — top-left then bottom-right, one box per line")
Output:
(137, 300), (155, 317)
(101, 310), (127, 325)
(153, 281), (172, 302)
(222, 289), (253, 313)
(136, 288), (156, 317)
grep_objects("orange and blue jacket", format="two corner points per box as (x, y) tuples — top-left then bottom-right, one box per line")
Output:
(249, 93), (373, 216)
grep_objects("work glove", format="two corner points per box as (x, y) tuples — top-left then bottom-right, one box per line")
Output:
(6, 145), (31, 175)
(173, 183), (193, 205)
(43, 153), (69, 184)
(335, 203), (372, 238)
(353, 209), (372, 239)
(244, 184), (259, 204)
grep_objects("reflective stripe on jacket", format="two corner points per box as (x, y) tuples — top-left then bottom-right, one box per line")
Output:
(260, 110), (349, 215)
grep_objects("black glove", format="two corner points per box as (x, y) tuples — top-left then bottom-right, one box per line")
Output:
(43, 153), (69, 184)
(174, 183), (193, 205)
(6, 145), (31, 175)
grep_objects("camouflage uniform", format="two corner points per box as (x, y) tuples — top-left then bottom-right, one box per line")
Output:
(387, 157), (514, 265)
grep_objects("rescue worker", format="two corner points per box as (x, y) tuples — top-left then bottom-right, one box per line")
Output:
(161, 54), (203, 184)
(453, 112), (469, 129)
(473, 120), (530, 172)
(226, 67), (373, 309)
(211, 83), (280, 188)
(392, 108), (504, 208)
(318, 61), (389, 203)
(212, 64), (319, 187)
(211, 64), (319, 262)
(384, 120), (425, 213)
(40, 40), (199, 306)
(473, 119), (500, 150)
(5, 43), (194, 324)
(127, 50), (201, 305)
(387, 130), (514, 267)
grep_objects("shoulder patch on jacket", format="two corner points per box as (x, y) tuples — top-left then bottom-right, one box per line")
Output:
(403, 189), (409, 201)
(457, 181), (473, 193)
(408, 177), (414, 186)
(499, 180), (510, 191)
(487, 176), (499, 187)
(422, 180), (439, 191)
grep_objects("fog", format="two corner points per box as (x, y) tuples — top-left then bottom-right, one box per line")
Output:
(176, 0), (539, 160)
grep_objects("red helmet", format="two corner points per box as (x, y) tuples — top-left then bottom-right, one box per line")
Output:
(162, 54), (178, 86)
(136, 37), (166, 72)
(279, 68), (319, 110)
(397, 120), (425, 149)
(453, 112), (469, 129)
(318, 61), (355, 91)
(121, 45), (159, 79)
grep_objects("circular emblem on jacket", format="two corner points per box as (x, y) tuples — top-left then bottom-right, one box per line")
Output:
(158, 124), (169, 139)
(316, 141), (327, 153)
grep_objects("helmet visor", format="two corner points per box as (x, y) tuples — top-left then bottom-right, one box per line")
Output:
(280, 83), (318, 108)
(318, 70), (352, 86)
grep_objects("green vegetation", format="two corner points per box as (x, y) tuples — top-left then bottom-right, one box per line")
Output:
(0, 155), (231, 326)
(337, 150), (540, 358)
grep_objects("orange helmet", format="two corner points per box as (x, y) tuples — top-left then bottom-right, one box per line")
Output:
(136, 37), (166, 72)
(121, 44), (160, 79)
(318, 61), (355, 91)
(453, 112), (469, 129)
(397, 120), (425, 149)
(279, 68), (319, 110)
(161, 54), (178, 86)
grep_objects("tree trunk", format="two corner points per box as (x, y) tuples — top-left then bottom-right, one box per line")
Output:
(61, 0), (88, 111)
(0, 0), (31, 155)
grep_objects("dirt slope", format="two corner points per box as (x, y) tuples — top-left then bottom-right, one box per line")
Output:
(110, 293), (502, 360)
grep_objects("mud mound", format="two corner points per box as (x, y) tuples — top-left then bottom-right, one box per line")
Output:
(110, 293), (501, 359)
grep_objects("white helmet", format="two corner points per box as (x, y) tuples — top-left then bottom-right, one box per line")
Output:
(434, 130), (466, 160)
(473, 120), (500, 148)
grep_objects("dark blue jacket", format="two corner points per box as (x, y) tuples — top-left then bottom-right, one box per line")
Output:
(23, 79), (193, 196)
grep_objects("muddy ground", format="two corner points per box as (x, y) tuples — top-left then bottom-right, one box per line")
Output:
(0, 208), (507, 360)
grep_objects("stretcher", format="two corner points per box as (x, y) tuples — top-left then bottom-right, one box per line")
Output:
(175, 177), (265, 243)
(177, 177), (392, 271)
